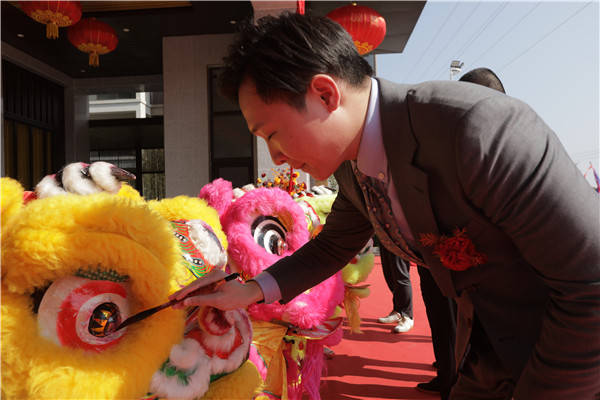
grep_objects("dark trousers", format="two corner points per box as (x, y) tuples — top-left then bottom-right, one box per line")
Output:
(450, 316), (515, 399)
(380, 246), (413, 319)
(418, 265), (458, 400)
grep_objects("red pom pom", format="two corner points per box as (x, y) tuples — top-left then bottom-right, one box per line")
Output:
(420, 228), (486, 271)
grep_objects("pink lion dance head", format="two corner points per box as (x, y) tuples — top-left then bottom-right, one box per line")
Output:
(199, 179), (344, 329)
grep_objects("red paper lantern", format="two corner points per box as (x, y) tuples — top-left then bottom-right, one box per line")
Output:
(67, 18), (118, 67)
(327, 4), (386, 55)
(20, 1), (82, 39)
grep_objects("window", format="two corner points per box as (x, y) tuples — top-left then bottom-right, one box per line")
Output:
(141, 148), (165, 200)
(2, 60), (64, 189)
(89, 148), (165, 200)
(90, 150), (136, 170)
(88, 101), (164, 200)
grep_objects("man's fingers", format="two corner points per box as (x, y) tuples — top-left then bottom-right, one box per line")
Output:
(181, 292), (227, 309)
(169, 269), (227, 301)
(172, 279), (263, 311)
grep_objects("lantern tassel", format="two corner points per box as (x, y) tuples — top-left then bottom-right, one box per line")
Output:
(46, 22), (59, 39)
(88, 52), (100, 67)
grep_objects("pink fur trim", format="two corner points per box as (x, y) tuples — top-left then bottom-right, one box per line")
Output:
(300, 341), (325, 400)
(199, 178), (234, 216)
(289, 327), (343, 400)
(284, 343), (303, 400)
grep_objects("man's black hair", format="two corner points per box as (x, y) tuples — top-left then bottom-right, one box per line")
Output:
(459, 67), (506, 94)
(219, 12), (373, 109)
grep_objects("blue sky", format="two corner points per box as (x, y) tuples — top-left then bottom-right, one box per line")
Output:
(376, 0), (599, 187)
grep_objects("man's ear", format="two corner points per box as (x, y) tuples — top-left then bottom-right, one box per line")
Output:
(309, 74), (341, 112)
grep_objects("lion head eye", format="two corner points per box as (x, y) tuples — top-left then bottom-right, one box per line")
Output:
(192, 258), (205, 266)
(37, 276), (130, 352)
(174, 232), (188, 242)
(251, 216), (288, 256)
(88, 302), (122, 338)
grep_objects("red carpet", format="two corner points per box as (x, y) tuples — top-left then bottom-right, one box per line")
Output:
(321, 257), (438, 399)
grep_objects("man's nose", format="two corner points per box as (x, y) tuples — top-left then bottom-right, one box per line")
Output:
(267, 143), (286, 165)
(270, 152), (286, 166)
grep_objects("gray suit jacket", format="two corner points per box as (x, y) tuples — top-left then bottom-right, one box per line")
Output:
(266, 78), (600, 398)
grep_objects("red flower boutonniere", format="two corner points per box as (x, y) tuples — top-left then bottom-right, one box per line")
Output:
(419, 228), (487, 271)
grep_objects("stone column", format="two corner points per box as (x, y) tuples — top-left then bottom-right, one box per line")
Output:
(162, 34), (235, 197)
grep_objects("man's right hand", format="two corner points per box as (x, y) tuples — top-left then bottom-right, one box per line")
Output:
(170, 269), (265, 311)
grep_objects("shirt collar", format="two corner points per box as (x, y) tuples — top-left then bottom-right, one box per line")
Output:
(356, 77), (387, 180)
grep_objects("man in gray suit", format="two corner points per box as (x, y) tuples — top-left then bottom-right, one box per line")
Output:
(173, 12), (600, 399)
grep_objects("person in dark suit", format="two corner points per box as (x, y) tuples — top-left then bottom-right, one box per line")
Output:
(415, 263), (456, 397)
(379, 239), (457, 397)
(172, 12), (600, 399)
(377, 245), (415, 333)
(459, 67), (506, 93)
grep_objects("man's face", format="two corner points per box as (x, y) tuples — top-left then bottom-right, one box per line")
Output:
(238, 78), (347, 181)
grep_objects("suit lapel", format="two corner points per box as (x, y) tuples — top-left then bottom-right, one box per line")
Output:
(376, 78), (457, 298)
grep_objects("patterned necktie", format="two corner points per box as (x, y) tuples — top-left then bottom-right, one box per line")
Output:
(351, 162), (424, 265)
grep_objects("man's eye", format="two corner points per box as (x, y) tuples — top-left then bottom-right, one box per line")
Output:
(267, 132), (276, 141)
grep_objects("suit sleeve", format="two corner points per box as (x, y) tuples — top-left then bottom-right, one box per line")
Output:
(455, 96), (600, 399)
(265, 168), (375, 303)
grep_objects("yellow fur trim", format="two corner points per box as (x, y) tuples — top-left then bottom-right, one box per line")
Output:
(148, 196), (228, 252)
(340, 254), (374, 333)
(343, 286), (371, 334)
(1, 178), (24, 239)
(2, 193), (179, 299)
(117, 183), (144, 201)
(148, 196), (229, 292)
(202, 361), (263, 399)
(341, 253), (375, 285)
(1, 191), (185, 399)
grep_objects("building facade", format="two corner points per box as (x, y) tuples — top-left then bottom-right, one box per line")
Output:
(1, 1), (424, 198)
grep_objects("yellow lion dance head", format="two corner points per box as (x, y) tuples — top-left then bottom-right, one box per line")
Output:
(1, 177), (260, 399)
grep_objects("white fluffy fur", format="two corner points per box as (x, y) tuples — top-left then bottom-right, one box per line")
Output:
(310, 185), (333, 195)
(35, 175), (67, 198)
(187, 220), (227, 267)
(204, 310), (252, 375)
(198, 311), (237, 351)
(150, 339), (212, 399)
(169, 338), (201, 370)
(35, 162), (123, 198)
(61, 163), (103, 195)
(88, 161), (122, 193)
(149, 309), (252, 399)
(233, 184), (256, 199)
(232, 188), (246, 199)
